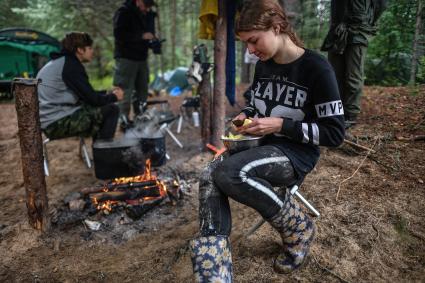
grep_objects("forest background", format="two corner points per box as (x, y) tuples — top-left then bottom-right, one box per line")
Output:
(0, 0), (424, 90)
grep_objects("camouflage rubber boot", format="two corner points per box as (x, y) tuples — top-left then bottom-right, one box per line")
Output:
(267, 190), (315, 273)
(189, 235), (233, 283)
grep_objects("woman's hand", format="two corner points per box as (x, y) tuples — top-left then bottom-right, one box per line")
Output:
(236, 117), (284, 136)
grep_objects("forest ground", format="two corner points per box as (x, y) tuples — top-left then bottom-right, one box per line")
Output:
(0, 85), (424, 282)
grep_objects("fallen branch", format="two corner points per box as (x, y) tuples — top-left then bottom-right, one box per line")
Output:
(366, 155), (397, 171)
(336, 138), (379, 200)
(396, 135), (425, 142)
(344, 139), (376, 153)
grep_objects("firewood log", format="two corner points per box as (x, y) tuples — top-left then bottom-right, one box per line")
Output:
(90, 186), (161, 202)
(81, 180), (158, 195)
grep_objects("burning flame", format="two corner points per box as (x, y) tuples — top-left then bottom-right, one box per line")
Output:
(93, 159), (168, 212)
(113, 159), (153, 184)
(98, 200), (117, 212)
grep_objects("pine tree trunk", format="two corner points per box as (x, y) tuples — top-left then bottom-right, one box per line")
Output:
(281, 0), (301, 27)
(211, 0), (227, 147)
(409, 0), (423, 85)
(171, 0), (177, 69)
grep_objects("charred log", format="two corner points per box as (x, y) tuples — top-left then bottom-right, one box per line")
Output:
(81, 180), (158, 195)
(125, 198), (164, 220)
(90, 186), (161, 203)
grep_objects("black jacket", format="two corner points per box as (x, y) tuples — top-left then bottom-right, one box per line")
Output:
(321, 0), (388, 53)
(113, 0), (154, 61)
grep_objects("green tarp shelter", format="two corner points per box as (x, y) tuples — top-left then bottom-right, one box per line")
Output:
(0, 28), (60, 93)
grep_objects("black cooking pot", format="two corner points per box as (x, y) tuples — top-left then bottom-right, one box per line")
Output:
(139, 136), (166, 167)
(93, 136), (166, 180)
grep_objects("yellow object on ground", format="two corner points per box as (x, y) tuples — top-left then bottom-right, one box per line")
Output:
(199, 0), (218, 40)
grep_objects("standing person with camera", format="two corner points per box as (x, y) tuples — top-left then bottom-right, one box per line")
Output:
(113, 0), (158, 130)
(321, 0), (388, 129)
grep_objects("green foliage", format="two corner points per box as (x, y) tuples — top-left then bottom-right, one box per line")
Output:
(0, 0), (422, 87)
(0, 0), (27, 29)
(366, 0), (424, 86)
(298, 0), (331, 51)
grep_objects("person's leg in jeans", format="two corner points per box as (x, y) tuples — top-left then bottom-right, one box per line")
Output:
(190, 154), (233, 282)
(190, 146), (297, 282)
(212, 146), (297, 221)
(97, 103), (119, 140)
(212, 145), (315, 274)
(113, 58), (138, 120)
(133, 60), (149, 116)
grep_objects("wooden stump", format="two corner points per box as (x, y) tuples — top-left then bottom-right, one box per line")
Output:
(13, 78), (50, 232)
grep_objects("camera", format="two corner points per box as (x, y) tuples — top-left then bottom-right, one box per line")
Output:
(148, 38), (165, 55)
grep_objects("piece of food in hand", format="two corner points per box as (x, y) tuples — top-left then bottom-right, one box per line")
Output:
(232, 118), (252, 127)
(232, 119), (244, 127)
(242, 119), (252, 127)
(222, 132), (244, 140)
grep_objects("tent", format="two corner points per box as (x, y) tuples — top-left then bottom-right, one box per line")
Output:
(0, 28), (60, 93)
(150, 67), (191, 96)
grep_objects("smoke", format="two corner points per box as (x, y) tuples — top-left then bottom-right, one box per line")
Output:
(122, 145), (146, 174)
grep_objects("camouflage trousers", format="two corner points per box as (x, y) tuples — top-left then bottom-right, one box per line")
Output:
(44, 104), (117, 140)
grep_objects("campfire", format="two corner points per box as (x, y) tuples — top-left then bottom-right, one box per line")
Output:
(78, 159), (180, 220)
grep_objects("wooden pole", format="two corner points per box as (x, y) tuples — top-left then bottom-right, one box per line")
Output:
(211, 0), (227, 147)
(200, 71), (212, 149)
(13, 78), (50, 232)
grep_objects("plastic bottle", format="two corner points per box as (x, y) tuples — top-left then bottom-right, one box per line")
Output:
(192, 111), (200, 127)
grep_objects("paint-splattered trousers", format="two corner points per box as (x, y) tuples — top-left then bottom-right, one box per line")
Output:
(199, 145), (297, 236)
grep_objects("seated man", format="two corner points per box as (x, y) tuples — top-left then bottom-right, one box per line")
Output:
(37, 32), (124, 140)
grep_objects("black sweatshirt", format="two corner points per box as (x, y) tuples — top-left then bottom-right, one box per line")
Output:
(60, 52), (117, 106)
(113, 0), (154, 61)
(242, 49), (345, 178)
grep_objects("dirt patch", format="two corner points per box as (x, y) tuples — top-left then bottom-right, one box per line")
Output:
(0, 86), (424, 282)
